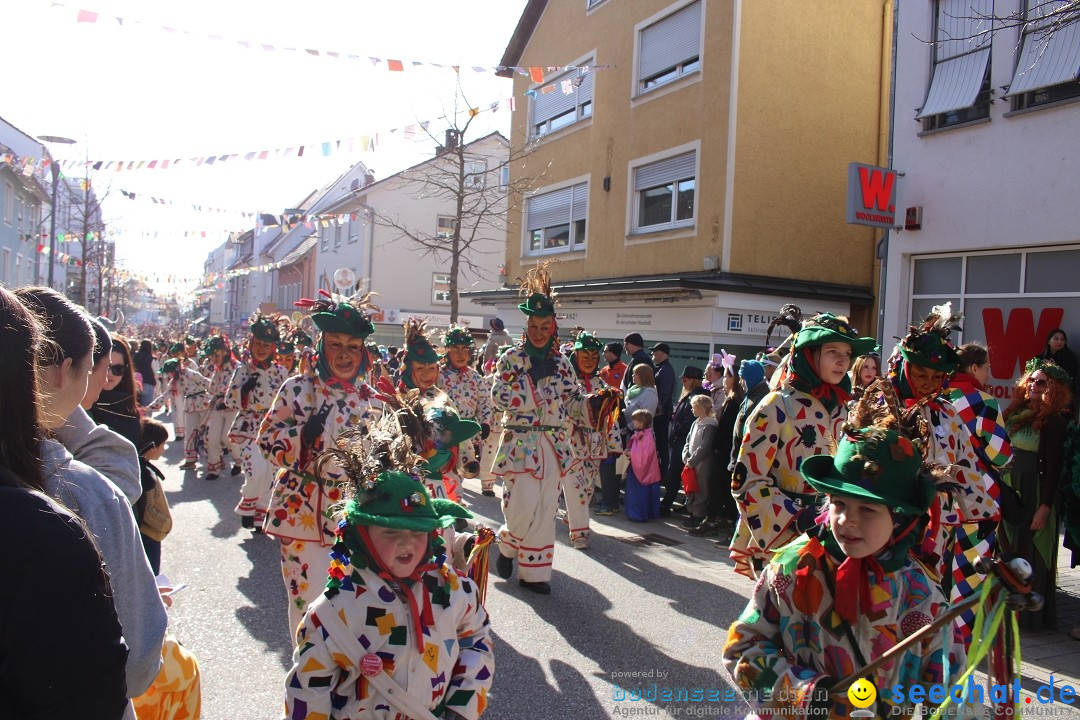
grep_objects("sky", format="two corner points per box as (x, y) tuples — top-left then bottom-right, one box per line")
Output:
(0, 0), (527, 294)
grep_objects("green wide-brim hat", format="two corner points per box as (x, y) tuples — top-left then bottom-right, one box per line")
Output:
(518, 291), (556, 317)
(202, 336), (228, 357)
(250, 318), (281, 343)
(406, 337), (441, 365)
(573, 331), (603, 352)
(427, 405), (482, 448)
(344, 470), (464, 532)
(898, 334), (960, 373)
(443, 326), (474, 347)
(160, 358), (181, 375)
(312, 303), (375, 338)
(293, 329), (314, 348)
(801, 429), (936, 516)
(168, 342), (184, 356)
(793, 313), (876, 356)
(278, 341), (295, 354)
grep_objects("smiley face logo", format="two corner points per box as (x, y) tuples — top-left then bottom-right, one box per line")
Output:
(848, 678), (877, 709)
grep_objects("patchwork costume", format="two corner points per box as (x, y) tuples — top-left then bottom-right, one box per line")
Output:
(730, 313), (875, 579)
(230, 316), (291, 526)
(260, 291), (382, 636)
(438, 326), (494, 491)
(724, 429), (966, 719)
(284, 428), (493, 720)
(201, 336), (239, 478)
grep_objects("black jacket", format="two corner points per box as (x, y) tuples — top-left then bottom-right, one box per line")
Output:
(669, 386), (710, 449)
(622, 349), (654, 393)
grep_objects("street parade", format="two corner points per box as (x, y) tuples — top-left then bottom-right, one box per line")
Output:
(2, 1), (1080, 719)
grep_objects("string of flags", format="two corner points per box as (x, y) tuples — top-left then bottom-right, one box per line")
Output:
(51, 1), (613, 79)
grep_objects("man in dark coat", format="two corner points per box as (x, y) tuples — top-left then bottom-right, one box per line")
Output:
(651, 342), (676, 476)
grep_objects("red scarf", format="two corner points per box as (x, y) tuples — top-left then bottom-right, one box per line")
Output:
(804, 350), (851, 407)
(901, 363), (945, 412)
(946, 371), (983, 395)
(358, 525), (438, 652)
(831, 518), (920, 625)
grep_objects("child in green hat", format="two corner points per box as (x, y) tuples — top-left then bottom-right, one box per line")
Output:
(438, 325), (495, 491)
(284, 424), (494, 720)
(724, 424), (967, 719)
(730, 311), (876, 579)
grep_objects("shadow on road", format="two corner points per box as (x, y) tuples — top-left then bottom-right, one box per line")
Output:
(235, 532), (295, 669)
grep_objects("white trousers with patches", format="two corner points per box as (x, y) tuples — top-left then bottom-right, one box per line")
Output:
(498, 439), (565, 583)
(564, 458), (599, 544)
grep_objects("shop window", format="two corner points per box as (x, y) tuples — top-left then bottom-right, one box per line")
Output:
(1026, 248), (1080, 292)
(966, 253), (1021, 294)
(912, 256), (962, 295)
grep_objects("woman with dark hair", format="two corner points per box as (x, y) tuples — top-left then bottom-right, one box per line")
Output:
(14, 286), (168, 705)
(1003, 359), (1072, 630)
(1038, 328), (1079, 407)
(133, 338), (157, 407)
(692, 354), (744, 538)
(91, 334), (142, 448)
(0, 286), (129, 718)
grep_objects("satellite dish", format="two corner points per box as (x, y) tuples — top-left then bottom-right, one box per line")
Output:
(333, 267), (356, 290)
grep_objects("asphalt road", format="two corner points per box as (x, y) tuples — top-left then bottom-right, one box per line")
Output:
(155, 419), (758, 720)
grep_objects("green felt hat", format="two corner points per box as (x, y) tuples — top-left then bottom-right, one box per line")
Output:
(793, 313), (876, 355)
(404, 319), (441, 365)
(344, 470), (467, 532)
(801, 428), (935, 516)
(897, 304), (962, 373)
(168, 342), (184, 356)
(518, 291), (556, 317)
(201, 335), (229, 359)
(573, 331), (603, 352)
(249, 316), (282, 343)
(312, 304), (374, 338)
(184, 335), (197, 345)
(442, 326), (474, 347)
(291, 328), (313, 348)
(426, 405), (482, 449)
(160, 358), (181, 375)
(277, 341), (295, 355)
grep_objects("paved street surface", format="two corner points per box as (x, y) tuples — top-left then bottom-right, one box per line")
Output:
(153, 416), (1080, 719)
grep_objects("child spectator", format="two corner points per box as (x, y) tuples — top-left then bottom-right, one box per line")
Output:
(723, 427), (964, 718)
(284, 426), (493, 720)
(136, 417), (172, 575)
(681, 394), (717, 531)
(623, 409), (661, 521)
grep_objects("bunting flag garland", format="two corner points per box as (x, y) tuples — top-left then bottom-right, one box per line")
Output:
(51, 2), (614, 78)
(53, 97), (515, 172)
(117, 189), (256, 217)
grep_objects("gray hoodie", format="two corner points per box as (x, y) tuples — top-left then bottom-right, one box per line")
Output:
(41, 438), (167, 698)
(53, 406), (142, 505)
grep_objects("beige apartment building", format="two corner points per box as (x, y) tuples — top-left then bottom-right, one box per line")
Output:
(466, 0), (892, 365)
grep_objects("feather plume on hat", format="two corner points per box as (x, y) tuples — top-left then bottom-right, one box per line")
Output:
(517, 261), (558, 317)
(765, 304), (802, 351)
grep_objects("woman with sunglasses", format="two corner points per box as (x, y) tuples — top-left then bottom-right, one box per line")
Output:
(90, 335), (142, 448)
(1003, 359), (1072, 631)
(14, 286), (168, 706)
(0, 287), (129, 719)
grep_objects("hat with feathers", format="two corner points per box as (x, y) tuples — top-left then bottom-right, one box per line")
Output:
(295, 288), (378, 339)
(517, 262), (557, 317)
(897, 303), (962, 373)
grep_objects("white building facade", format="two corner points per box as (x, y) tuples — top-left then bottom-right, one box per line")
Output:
(885, 0), (1080, 399)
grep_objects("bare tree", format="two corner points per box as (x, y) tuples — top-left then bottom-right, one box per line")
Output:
(371, 87), (549, 323)
(926, 0), (1079, 47)
(58, 169), (110, 310)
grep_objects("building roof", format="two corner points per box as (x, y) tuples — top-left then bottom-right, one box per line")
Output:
(461, 270), (874, 305)
(498, 0), (548, 77)
(278, 235), (318, 268)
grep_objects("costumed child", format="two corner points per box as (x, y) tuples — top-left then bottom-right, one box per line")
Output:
(624, 409), (661, 522)
(723, 424), (966, 719)
(730, 311), (876, 579)
(490, 263), (590, 595)
(564, 329), (622, 549)
(438, 325), (494, 486)
(228, 314), (291, 529)
(158, 355), (211, 471)
(477, 343), (514, 498)
(886, 305), (1000, 648)
(277, 339), (297, 374)
(400, 317), (449, 402)
(259, 289), (382, 635)
(284, 423), (494, 720)
(163, 342), (187, 440)
(201, 334), (239, 481)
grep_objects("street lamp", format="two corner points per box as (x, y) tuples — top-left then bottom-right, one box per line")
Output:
(37, 135), (77, 289)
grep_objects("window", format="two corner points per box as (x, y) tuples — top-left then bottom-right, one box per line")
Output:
(637, 1), (702, 95)
(632, 150), (696, 233)
(432, 273), (451, 304)
(15, 255), (21, 287)
(320, 232), (329, 252)
(917, 0), (993, 130)
(436, 215), (457, 240)
(526, 181), (588, 255)
(3, 183), (12, 225)
(334, 225), (342, 248)
(465, 160), (487, 189)
(586, 0), (606, 8)
(348, 218), (359, 244)
(2, 249), (9, 286)
(530, 60), (595, 138)
(499, 165), (510, 191)
(1008, 0), (1080, 110)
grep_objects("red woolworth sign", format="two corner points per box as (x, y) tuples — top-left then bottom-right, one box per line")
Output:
(846, 162), (898, 229)
(967, 304), (1073, 400)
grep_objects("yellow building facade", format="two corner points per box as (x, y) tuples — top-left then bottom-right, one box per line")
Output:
(467, 0), (891, 365)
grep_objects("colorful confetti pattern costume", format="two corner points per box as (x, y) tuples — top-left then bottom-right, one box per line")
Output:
(439, 363), (494, 478)
(203, 358), (239, 475)
(228, 361), (290, 522)
(565, 372), (620, 546)
(723, 535), (963, 719)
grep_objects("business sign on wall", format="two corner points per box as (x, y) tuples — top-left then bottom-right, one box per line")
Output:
(961, 299), (1076, 400)
(846, 162), (899, 229)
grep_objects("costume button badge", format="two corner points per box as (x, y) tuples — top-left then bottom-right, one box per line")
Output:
(360, 653), (383, 677)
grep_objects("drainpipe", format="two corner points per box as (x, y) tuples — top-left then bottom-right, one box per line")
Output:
(876, 0), (899, 345)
